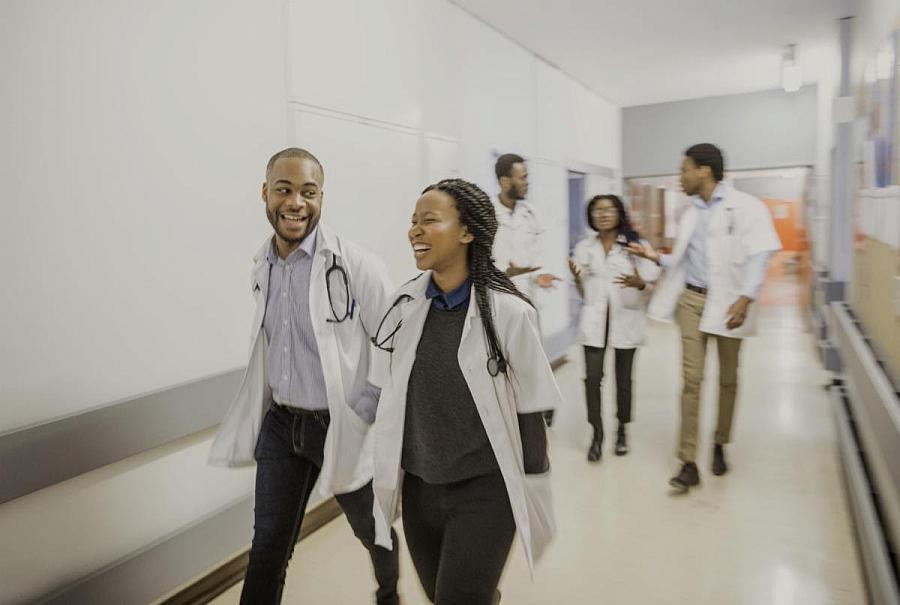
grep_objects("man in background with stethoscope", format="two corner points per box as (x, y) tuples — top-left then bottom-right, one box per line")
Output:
(492, 153), (562, 425)
(208, 148), (400, 604)
(629, 143), (781, 494)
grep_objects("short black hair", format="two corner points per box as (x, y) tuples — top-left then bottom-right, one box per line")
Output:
(684, 143), (724, 182)
(494, 153), (525, 181)
(266, 147), (324, 184)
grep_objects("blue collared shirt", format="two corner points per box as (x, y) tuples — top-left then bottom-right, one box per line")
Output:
(263, 229), (328, 411)
(426, 277), (472, 311)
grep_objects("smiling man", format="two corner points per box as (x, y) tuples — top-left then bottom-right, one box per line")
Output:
(209, 148), (400, 604)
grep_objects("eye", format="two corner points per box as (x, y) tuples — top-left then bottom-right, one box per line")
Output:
(276, 188), (290, 194)
(303, 190), (317, 198)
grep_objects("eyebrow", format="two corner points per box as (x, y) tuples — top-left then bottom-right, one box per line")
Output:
(272, 179), (319, 188)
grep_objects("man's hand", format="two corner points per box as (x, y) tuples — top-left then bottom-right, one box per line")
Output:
(536, 273), (562, 289)
(507, 262), (541, 278)
(626, 241), (659, 264)
(726, 296), (752, 330)
(613, 270), (645, 290)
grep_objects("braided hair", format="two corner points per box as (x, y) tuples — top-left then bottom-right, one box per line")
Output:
(422, 178), (532, 375)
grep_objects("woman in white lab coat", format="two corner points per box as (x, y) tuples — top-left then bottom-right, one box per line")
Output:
(370, 178), (564, 605)
(568, 194), (661, 461)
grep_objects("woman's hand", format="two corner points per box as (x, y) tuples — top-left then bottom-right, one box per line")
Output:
(567, 257), (582, 281)
(614, 270), (645, 290)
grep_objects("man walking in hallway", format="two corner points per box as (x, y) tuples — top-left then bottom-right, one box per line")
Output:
(208, 148), (400, 603)
(492, 153), (561, 425)
(628, 144), (781, 493)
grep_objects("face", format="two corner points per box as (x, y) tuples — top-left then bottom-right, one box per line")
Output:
(408, 189), (473, 273)
(500, 162), (529, 200)
(680, 156), (707, 196)
(262, 157), (323, 246)
(590, 198), (620, 232)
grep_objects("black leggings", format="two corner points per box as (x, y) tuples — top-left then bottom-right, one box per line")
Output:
(402, 471), (515, 605)
(584, 345), (636, 437)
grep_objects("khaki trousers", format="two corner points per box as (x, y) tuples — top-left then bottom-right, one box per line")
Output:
(675, 289), (743, 463)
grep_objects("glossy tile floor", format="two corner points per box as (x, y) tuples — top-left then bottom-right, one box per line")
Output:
(213, 274), (866, 604)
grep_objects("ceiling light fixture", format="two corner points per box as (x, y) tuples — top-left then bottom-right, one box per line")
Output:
(781, 44), (802, 93)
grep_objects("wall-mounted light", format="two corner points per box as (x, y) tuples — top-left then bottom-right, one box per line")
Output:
(781, 44), (802, 93)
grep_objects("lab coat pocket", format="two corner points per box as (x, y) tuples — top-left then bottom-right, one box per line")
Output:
(522, 470), (556, 564)
(577, 304), (604, 344)
(618, 286), (646, 311)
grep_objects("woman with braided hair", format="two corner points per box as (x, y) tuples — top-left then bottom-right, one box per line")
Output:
(369, 178), (563, 604)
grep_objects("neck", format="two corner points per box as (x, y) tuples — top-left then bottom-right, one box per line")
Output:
(498, 192), (517, 210)
(275, 235), (302, 259)
(698, 181), (718, 203)
(598, 228), (618, 244)
(432, 263), (469, 294)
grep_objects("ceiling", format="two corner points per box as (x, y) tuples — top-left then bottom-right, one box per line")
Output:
(452, 0), (854, 107)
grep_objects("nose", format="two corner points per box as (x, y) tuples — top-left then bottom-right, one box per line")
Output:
(409, 223), (424, 239)
(286, 192), (305, 209)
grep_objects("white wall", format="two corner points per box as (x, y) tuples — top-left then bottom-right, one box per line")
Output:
(0, 0), (621, 601)
(622, 86), (819, 178)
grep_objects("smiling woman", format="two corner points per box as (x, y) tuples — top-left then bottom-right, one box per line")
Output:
(370, 178), (564, 604)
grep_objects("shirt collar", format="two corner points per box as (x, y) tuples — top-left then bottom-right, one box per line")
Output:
(691, 183), (726, 210)
(267, 226), (319, 265)
(426, 277), (471, 311)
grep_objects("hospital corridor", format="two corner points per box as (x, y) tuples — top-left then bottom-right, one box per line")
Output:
(209, 271), (867, 605)
(2, 1), (899, 604)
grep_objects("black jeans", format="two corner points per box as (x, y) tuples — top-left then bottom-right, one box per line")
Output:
(240, 403), (400, 605)
(401, 471), (515, 605)
(584, 345), (636, 440)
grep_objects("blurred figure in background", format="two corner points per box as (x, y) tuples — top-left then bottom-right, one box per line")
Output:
(569, 195), (660, 462)
(492, 153), (562, 425)
(628, 143), (781, 493)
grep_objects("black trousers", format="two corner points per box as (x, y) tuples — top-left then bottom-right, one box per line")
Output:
(402, 471), (515, 605)
(584, 344), (636, 439)
(240, 403), (400, 605)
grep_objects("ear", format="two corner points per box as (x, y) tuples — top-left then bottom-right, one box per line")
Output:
(459, 226), (474, 245)
(261, 182), (268, 203)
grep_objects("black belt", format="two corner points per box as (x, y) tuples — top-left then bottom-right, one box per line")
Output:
(686, 283), (708, 296)
(271, 401), (330, 420)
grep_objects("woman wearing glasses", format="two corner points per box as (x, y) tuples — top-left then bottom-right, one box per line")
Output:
(568, 194), (660, 461)
(369, 179), (563, 604)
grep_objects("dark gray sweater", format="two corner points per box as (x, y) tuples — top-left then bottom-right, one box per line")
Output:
(401, 299), (550, 484)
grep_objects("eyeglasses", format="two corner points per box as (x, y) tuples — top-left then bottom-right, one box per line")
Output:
(590, 207), (618, 216)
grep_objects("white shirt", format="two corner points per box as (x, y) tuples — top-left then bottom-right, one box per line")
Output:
(492, 198), (545, 295)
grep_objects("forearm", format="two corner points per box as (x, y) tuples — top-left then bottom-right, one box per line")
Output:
(739, 251), (773, 300)
(518, 412), (549, 474)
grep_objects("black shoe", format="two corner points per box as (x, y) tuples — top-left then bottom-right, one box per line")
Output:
(712, 443), (728, 476)
(587, 427), (603, 462)
(669, 462), (700, 492)
(614, 424), (628, 456)
(543, 410), (555, 427)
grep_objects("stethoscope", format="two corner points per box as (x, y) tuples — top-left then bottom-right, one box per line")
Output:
(325, 253), (356, 323)
(370, 288), (508, 377)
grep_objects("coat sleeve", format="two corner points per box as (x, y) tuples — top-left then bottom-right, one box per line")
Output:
(352, 252), (394, 393)
(504, 303), (565, 414)
(740, 197), (782, 257)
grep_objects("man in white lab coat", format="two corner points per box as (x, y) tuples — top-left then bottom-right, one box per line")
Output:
(492, 153), (562, 425)
(629, 144), (781, 493)
(208, 148), (399, 603)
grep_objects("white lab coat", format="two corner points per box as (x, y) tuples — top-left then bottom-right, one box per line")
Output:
(370, 272), (564, 572)
(648, 184), (781, 338)
(572, 237), (661, 349)
(208, 224), (393, 498)
(493, 199), (545, 300)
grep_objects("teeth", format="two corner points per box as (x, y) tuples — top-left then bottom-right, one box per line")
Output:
(282, 214), (306, 222)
